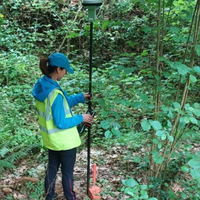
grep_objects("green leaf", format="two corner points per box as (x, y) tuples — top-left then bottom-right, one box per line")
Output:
(153, 139), (162, 149)
(124, 187), (134, 196)
(66, 31), (79, 38)
(175, 62), (191, 75)
(133, 156), (141, 163)
(190, 117), (198, 124)
(167, 111), (174, 119)
(126, 120), (133, 128)
(140, 190), (148, 199)
(102, 21), (110, 30)
(140, 94), (148, 102)
(193, 66), (200, 75)
(111, 127), (121, 137)
(190, 169), (200, 179)
(100, 120), (111, 129)
(152, 151), (164, 164)
(153, 139), (159, 144)
(158, 143), (162, 149)
(170, 26), (179, 33)
(179, 117), (186, 129)
(167, 120), (172, 128)
(141, 185), (148, 190)
(189, 75), (197, 83)
(149, 121), (162, 131)
(110, 70), (121, 77)
(100, 110), (108, 117)
(124, 67), (135, 74)
(183, 117), (190, 124)
(98, 99), (106, 106)
(194, 103), (199, 108)
(113, 121), (121, 129)
(188, 159), (200, 169)
(0, 147), (9, 157)
(141, 50), (148, 56)
(173, 102), (181, 109)
(166, 0), (175, 7)
(104, 130), (112, 139)
(196, 44), (200, 56)
(147, 104), (155, 109)
(181, 166), (190, 173)
(161, 134), (166, 140)
(133, 101), (144, 108)
(141, 119), (151, 131)
(156, 130), (165, 137)
(168, 135), (174, 142)
(153, 154), (164, 164)
(122, 178), (138, 187)
(142, 26), (152, 33)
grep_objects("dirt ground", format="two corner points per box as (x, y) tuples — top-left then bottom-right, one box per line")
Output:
(1, 144), (199, 199)
(0, 147), (129, 200)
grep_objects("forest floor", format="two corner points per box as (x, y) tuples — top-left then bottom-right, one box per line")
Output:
(0, 142), (199, 200)
(0, 144), (135, 200)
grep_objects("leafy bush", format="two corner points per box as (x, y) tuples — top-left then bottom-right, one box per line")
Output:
(121, 178), (158, 200)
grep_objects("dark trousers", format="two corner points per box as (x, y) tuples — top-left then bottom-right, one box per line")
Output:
(45, 148), (77, 200)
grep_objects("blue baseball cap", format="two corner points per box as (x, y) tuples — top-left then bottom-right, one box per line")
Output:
(48, 53), (74, 74)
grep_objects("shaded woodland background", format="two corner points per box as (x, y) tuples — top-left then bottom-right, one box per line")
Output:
(0, 0), (200, 199)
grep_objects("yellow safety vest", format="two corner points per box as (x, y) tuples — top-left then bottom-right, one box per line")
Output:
(35, 88), (81, 150)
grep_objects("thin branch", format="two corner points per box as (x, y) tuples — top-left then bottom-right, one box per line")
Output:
(57, 5), (83, 52)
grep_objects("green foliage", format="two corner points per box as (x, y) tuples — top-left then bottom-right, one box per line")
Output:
(182, 151), (200, 180)
(1, 0), (84, 54)
(176, 179), (200, 200)
(0, 13), (4, 25)
(0, 53), (42, 174)
(0, 160), (15, 170)
(0, 136), (42, 174)
(121, 178), (158, 200)
(23, 180), (44, 199)
(0, 0), (199, 199)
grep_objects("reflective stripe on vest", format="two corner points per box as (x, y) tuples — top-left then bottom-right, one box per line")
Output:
(39, 124), (62, 135)
(37, 89), (71, 124)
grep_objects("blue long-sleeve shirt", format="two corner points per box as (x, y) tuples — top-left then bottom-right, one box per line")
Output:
(32, 75), (84, 129)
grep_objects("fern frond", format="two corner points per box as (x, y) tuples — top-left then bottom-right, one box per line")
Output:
(0, 142), (41, 174)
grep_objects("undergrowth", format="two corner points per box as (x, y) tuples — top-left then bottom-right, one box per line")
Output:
(0, 53), (42, 175)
